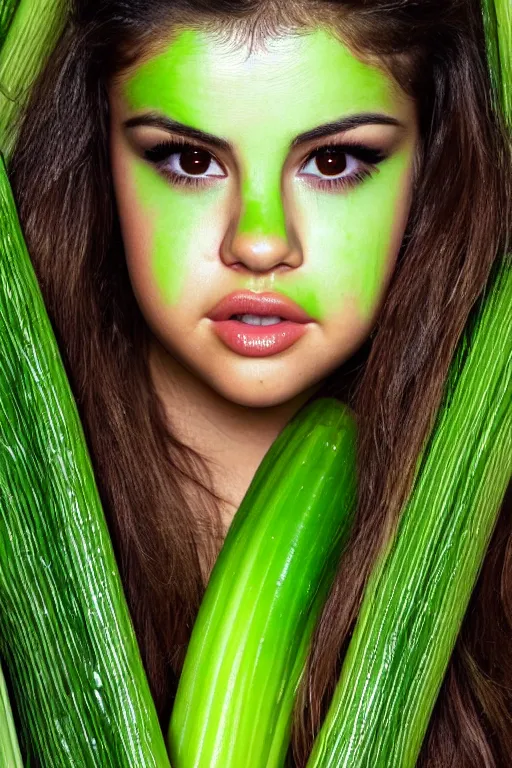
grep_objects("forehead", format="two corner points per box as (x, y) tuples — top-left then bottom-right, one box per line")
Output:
(120, 26), (405, 143)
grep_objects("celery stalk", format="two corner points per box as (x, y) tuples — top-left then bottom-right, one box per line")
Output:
(169, 399), (357, 768)
(0, 661), (23, 768)
(482, 0), (512, 124)
(0, 0), (67, 161)
(494, 0), (511, 122)
(0, 1), (20, 48)
(307, 257), (511, 767)
(0, 151), (172, 766)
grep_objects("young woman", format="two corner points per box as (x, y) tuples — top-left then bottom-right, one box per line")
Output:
(8, 0), (511, 765)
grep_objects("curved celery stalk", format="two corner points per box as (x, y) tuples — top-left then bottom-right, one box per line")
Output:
(482, 0), (512, 122)
(0, 1), (20, 49)
(307, 257), (511, 768)
(0, 0), (67, 161)
(0, 660), (23, 768)
(0, 154), (171, 766)
(169, 399), (357, 767)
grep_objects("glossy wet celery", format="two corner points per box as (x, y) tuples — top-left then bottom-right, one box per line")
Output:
(169, 398), (358, 767)
(0, 1), (19, 47)
(0, 153), (171, 766)
(482, 0), (511, 120)
(0, 0), (67, 160)
(0, 661), (23, 768)
(307, 257), (511, 768)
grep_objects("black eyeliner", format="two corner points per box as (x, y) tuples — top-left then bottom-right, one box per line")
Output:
(307, 141), (387, 165)
(142, 137), (388, 166)
(143, 137), (197, 163)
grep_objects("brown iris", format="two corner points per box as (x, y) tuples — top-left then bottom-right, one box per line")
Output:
(314, 147), (347, 176)
(179, 148), (212, 175)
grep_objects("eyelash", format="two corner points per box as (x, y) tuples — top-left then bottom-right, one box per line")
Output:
(143, 135), (387, 192)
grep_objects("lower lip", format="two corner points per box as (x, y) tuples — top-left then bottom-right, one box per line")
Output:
(210, 319), (309, 357)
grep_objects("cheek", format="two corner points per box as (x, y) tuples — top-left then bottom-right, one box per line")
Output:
(111, 153), (225, 314)
(293, 152), (414, 323)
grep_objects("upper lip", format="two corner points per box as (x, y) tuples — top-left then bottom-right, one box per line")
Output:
(207, 291), (313, 323)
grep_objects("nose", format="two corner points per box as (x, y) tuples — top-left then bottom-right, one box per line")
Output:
(220, 173), (303, 273)
(227, 232), (299, 272)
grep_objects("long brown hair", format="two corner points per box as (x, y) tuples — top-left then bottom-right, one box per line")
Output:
(8, 0), (511, 765)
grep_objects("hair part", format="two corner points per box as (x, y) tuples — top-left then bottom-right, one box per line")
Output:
(8, 0), (511, 765)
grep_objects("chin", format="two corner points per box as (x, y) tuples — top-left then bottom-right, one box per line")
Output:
(211, 375), (310, 409)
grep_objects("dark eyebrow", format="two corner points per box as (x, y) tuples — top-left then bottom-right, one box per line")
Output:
(290, 113), (402, 147)
(124, 113), (232, 151)
(123, 111), (402, 152)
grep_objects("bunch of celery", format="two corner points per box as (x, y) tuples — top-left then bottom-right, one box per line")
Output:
(0, 0), (509, 765)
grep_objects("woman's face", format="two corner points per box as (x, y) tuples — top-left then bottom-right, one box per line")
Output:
(109, 26), (418, 408)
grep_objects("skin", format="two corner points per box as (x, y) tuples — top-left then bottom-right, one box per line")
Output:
(108, 25), (418, 536)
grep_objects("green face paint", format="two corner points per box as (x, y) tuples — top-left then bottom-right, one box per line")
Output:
(120, 25), (416, 323)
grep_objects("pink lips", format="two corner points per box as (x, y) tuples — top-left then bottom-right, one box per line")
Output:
(207, 291), (313, 357)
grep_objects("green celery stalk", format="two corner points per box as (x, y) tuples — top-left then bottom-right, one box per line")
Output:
(0, 660), (23, 768)
(307, 257), (511, 767)
(0, 1), (20, 48)
(0, 152), (172, 766)
(482, 0), (512, 123)
(169, 398), (358, 767)
(0, 0), (67, 161)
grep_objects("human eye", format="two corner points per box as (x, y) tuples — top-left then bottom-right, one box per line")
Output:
(298, 142), (387, 192)
(143, 137), (227, 189)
